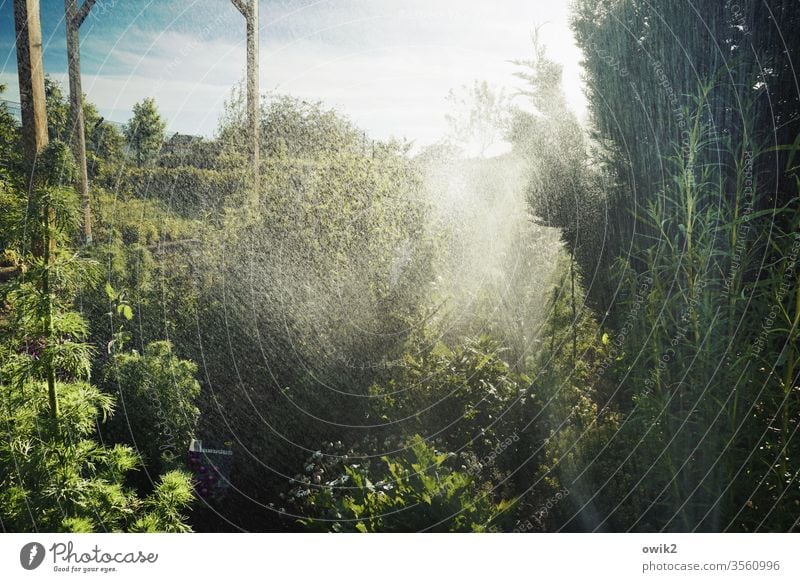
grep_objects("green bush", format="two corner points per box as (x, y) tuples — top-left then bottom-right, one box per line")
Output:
(0, 142), (195, 532)
(369, 334), (524, 465)
(191, 96), (437, 508)
(102, 341), (201, 477)
(290, 435), (513, 532)
(0, 381), (194, 532)
(109, 166), (244, 217)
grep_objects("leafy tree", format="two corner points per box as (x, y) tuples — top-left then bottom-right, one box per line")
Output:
(194, 95), (436, 525)
(565, 0), (800, 531)
(445, 80), (510, 157)
(124, 98), (166, 167)
(84, 100), (124, 179)
(40, 77), (123, 179)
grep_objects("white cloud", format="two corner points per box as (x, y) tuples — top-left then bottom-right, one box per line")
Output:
(3, 0), (587, 143)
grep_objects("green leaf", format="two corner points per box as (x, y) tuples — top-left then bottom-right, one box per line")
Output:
(118, 304), (133, 320)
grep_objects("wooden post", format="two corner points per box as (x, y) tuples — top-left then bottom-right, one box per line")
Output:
(14, 0), (59, 419)
(65, 0), (96, 244)
(14, 0), (48, 162)
(231, 0), (259, 203)
(248, 0), (259, 200)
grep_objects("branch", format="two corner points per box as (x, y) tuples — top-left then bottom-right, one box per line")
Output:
(0, 265), (21, 283)
(75, 0), (97, 28)
(230, 0), (251, 18)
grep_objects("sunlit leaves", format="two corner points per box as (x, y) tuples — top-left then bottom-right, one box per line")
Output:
(295, 435), (511, 532)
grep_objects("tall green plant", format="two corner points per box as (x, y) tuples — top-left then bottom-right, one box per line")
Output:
(0, 142), (194, 532)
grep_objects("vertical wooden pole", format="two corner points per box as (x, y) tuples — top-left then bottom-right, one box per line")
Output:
(247, 0), (259, 201)
(65, 0), (96, 244)
(14, 0), (48, 161)
(14, 0), (59, 419)
(232, 0), (260, 204)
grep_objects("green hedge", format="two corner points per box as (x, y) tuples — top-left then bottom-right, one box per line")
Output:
(108, 166), (246, 216)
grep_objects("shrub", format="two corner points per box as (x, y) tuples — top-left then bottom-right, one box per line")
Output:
(103, 341), (201, 477)
(0, 380), (194, 532)
(108, 166), (244, 217)
(290, 435), (513, 532)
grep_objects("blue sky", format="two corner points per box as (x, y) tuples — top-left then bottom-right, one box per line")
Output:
(1, 0), (586, 145)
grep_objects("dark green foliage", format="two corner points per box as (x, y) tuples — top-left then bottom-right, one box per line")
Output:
(525, 258), (629, 530)
(124, 98), (166, 167)
(570, 0), (800, 310)
(0, 380), (193, 532)
(109, 166), (244, 217)
(0, 139), (195, 533)
(369, 335), (523, 463)
(290, 435), (513, 532)
(102, 341), (201, 477)
(558, 0), (800, 531)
